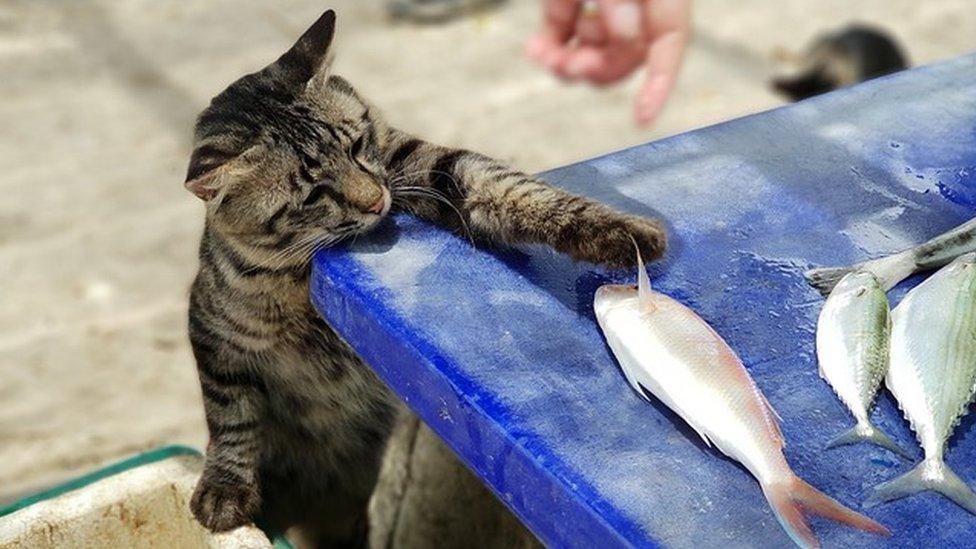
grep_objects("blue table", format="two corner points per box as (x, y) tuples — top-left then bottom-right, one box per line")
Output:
(311, 54), (976, 548)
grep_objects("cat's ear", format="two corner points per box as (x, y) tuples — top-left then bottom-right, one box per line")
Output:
(185, 170), (220, 201)
(271, 9), (337, 92)
(184, 147), (232, 201)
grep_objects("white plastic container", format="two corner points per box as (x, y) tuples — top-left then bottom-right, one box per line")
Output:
(0, 447), (273, 549)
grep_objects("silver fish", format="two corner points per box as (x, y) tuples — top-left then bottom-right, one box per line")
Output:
(595, 253), (889, 549)
(865, 252), (976, 513)
(816, 271), (909, 457)
(806, 217), (976, 296)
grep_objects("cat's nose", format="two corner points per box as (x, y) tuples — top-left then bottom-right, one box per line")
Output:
(367, 196), (385, 214)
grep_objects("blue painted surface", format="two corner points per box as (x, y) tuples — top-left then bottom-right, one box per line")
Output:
(311, 54), (976, 548)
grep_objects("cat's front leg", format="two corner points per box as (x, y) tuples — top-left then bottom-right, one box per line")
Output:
(384, 131), (666, 268)
(467, 178), (667, 268)
(188, 315), (266, 532)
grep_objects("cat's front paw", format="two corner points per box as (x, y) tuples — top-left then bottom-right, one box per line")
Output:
(190, 468), (260, 532)
(582, 215), (667, 269)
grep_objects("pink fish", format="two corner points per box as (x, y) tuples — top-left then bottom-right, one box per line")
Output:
(594, 253), (890, 548)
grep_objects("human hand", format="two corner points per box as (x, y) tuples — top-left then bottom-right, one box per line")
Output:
(527, 0), (691, 125)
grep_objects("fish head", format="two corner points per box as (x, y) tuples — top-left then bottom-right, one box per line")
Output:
(594, 284), (638, 315)
(832, 270), (882, 298)
(947, 252), (976, 273)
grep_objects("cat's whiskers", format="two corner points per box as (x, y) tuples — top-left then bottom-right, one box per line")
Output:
(387, 168), (430, 189)
(300, 231), (355, 264)
(246, 231), (330, 274)
(393, 187), (473, 243)
(388, 168), (466, 199)
(389, 173), (473, 242)
(292, 231), (351, 263)
(390, 196), (415, 213)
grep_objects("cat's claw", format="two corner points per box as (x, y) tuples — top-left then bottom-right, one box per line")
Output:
(584, 216), (667, 269)
(190, 473), (260, 532)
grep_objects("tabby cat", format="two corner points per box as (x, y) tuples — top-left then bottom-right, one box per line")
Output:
(185, 9), (666, 547)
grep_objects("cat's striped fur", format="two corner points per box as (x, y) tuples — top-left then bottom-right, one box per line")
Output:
(185, 10), (666, 547)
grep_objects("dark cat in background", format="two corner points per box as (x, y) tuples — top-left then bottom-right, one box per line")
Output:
(184, 9), (666, 547)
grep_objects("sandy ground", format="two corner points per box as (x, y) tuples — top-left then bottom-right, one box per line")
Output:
(1, 0), (973, 504)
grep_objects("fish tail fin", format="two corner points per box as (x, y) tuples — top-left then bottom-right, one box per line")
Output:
(865, 458), (976, 514)
(766, 483), (820, 549)
(766, 476), (890, 549)
(806, 252), (915, 295)
(804, 265), (857, 296)
(825, 422), (913, 460)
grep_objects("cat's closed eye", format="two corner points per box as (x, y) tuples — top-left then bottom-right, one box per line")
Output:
(350, 134), (381, 176)
(350, 134), (367, 157)
(303, 183), (338, 207)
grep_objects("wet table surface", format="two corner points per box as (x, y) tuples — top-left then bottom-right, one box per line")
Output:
(310, 54), (976, 548)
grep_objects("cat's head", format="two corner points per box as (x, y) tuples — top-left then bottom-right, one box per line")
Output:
(185, 10), (389, 249)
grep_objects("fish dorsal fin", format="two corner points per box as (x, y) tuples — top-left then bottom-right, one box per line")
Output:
(633, 239), (653, 309)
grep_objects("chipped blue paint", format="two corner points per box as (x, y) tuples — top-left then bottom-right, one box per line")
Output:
(310, 54), (976, 548)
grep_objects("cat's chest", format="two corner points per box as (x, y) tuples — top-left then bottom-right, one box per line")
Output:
(266, 314), (386, 402)
(227, 289), (392, 421)
(263, 338), (392, 438)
